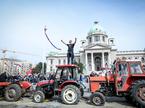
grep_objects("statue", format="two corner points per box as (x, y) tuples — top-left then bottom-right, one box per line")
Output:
(61, 38), (77, 64)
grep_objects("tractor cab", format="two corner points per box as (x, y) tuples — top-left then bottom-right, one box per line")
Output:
(113, 61), (145, 93)
(55, 64), (78, 82)
(53, 64), (79, 89)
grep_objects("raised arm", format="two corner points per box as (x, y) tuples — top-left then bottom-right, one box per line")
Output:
(73, 38), (77, 44)
(61, 40), (67, 45)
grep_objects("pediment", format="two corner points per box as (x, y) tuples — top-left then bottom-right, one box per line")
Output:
(85, 43), (110, 50)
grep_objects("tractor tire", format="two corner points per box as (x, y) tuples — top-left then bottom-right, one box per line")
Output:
(130, 80), (145, 107)
(125, 95), (132, 103)
(33, 91), (45, 103)
(61, 85), (81, 105)
(90, 92), (105, 106)
(5, 84), (22, 102)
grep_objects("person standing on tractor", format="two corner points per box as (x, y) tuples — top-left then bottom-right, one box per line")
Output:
(61, 38), (77, 64)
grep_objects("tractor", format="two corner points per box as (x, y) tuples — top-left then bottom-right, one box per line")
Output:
(89, 60), (145, 107)
(0, 72), (32, 101)
(33, 64), (83, 105)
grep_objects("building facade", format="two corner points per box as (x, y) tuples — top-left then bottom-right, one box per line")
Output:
(46, 22), (145, 75)
(46, 52), (80, 72)
(0, 58), (32, 76)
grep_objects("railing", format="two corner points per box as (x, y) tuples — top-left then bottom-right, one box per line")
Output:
(117, 50), (145, 54)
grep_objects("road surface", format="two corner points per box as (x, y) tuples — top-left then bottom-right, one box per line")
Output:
(0, 96), (136, 108)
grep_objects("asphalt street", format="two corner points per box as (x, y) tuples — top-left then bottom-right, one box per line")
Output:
(0, 96), (136, 108)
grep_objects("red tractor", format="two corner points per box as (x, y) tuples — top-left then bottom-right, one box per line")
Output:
(33, 64), (83, 105)
(89, 61), (145, 107)
(0, 73), (32, 102)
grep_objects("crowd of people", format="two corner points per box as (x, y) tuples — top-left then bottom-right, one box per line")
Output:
(0, 71), (49, 84)
(90, 68), (112, 77)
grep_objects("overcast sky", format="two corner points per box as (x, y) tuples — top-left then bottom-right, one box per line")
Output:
(0, 0), (145, 64)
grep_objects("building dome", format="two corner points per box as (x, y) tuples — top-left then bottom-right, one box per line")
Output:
(88, 22), (105, 36)
(86, 22), (108, 46)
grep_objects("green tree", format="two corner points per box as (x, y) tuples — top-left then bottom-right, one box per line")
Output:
(32, 62), (47, 74)
(74, 61), (84, 74)
(32, 62), (42, 74)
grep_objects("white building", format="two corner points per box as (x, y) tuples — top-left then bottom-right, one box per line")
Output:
(46, 52), (80, 72)
(46, 22), (145, 75)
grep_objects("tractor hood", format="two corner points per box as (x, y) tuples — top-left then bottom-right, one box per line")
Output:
(20, 81), (32, 89)
(37, 80), (54, 86)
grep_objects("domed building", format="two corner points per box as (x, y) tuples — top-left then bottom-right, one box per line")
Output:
(46, 22), (145, 75)
(79, 22), (116, 72)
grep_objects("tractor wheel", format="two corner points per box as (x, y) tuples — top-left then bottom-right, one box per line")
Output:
(61, 85), (81, 105)
(5, 84), (22, 102)
(90, 92), (105, 106)
(33, 91), (45, 103)
(125, 95), (132, 103)
(130, 80), (145, 107)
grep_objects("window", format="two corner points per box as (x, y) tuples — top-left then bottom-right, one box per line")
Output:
(109, 39), (114, 45)
(55, 68), (62, 80)
(78, 58), (80, 63)
(142, 57), (145, 63)
(130, 63), (143, 74)
(110, 40), (113, 44)
(143, 65), (145, 72)
(103, 36), (105, 42)
(68, 68), (77, 80)
(50, 59), (53, 65)
(122, 57), (127, 60)
(58, 59), (61, 64)
(61, 68), (68, 80)
(89, 37), (92, 43)
(50, 66), (53, 71)
(95, 36), (100, 42)
(63, 59), (66, 64)
(118, 64), (128, 76)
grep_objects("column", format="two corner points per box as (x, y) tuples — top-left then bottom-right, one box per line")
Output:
(108, 52), (111, 68)
(85, 53), (88, 71)
(91, 52), (95, 71)
(102, 52), (104, 67)
(65, 58), (67, 65)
